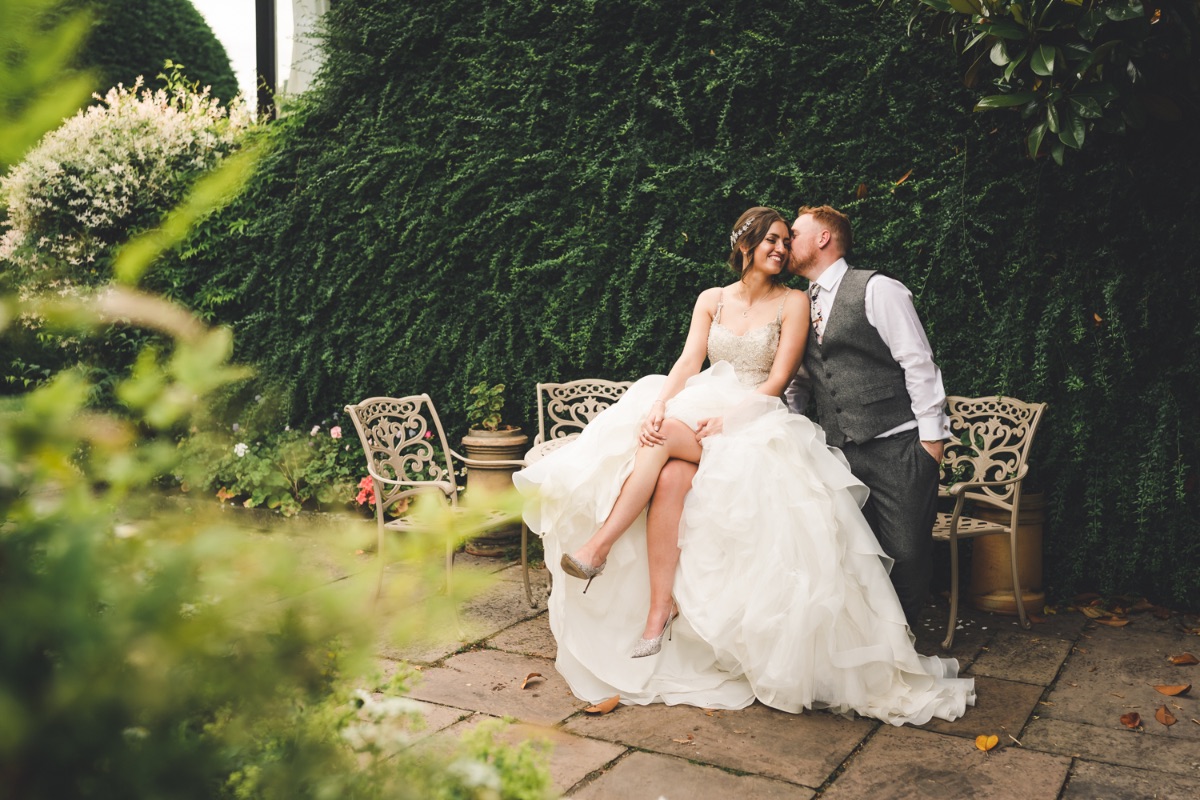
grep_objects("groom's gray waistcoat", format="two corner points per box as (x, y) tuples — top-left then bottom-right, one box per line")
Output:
(804, 268), (914, 447)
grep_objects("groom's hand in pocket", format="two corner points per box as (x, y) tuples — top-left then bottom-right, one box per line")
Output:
(920, 439), (944, 464)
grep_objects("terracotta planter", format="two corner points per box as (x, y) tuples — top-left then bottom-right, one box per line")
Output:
(460, 427), (529, 557)
(968, 492), (1046, 616)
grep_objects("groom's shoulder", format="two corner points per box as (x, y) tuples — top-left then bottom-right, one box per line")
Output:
(849, 265), (906, 288)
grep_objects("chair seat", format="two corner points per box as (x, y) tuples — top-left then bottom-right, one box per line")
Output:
(383, 506), (512, 537)
(931, 511), (1008, 540)
(523, 433), (579, 465)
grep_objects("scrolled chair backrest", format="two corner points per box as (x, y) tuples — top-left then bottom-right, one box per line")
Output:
(343, 394), (459, 509)
(941, 395), (1047, 509)
(535, 379), (633, 445)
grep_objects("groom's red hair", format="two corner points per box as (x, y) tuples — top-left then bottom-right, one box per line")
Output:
(797, 205), (852, 255)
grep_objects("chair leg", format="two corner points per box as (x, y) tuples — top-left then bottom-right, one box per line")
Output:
(943, 536), (960, 650)
(373, 516), (386, 605)
(521, 522), (536, 608)
(1009, 527), (1030, 630)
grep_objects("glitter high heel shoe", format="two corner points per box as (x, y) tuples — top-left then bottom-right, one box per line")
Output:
(560, 553), (605, 593)
(631, 606), (678, 658)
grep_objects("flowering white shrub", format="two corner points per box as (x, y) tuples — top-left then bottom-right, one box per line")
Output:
(0, 76), (252, 293)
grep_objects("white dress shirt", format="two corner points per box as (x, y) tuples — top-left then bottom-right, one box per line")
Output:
(786, 258), (950, 441)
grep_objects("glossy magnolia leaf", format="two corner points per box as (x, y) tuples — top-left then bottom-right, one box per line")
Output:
(1153, 684), (1191, 696)
(990, 41), (1010, 66)
(947, 0), (982, 14)
(1069, 95), (1104, 120)
(1105, 1), (1144, 22)
(1051, 141), (1066, 166)
(1156, 705), (1177, 727)
(1046, 102), (1061, 133)
(975, 734), (999, 751)
(1078, 8), (1109, 41)
(1031, 44), (1056, 77)
(584, 695), (620, 714)
(1169, 652), (1199, 666)
(520, 672), (544, 689)
(975, 91), (1037, 110)
(1119, 711), (1142, 729)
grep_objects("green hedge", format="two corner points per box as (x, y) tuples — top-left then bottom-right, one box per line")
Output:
(171, 0), (1200, 606)
(75, 0), (239, 102)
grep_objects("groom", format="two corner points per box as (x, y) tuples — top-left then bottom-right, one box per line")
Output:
(648, 205), (947, 630)
(785, 205), (948, 630)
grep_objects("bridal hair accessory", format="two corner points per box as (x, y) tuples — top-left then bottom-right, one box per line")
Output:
(730, 217), (756, 248)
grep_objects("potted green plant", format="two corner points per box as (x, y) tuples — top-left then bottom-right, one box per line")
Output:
(460, 382), (529, 557)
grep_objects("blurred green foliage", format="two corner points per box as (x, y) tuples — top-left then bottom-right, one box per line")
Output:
(0, 2), (554, 796)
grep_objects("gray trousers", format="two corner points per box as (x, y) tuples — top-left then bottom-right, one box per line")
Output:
(840, 428), (939, 629)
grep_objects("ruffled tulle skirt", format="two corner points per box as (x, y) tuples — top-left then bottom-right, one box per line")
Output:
(514, 362), (975, 725)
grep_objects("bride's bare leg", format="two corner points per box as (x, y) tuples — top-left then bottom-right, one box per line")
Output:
(570, 419), (702, 570)
(642, 458), (697, 638)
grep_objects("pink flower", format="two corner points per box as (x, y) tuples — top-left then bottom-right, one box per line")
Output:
(424, 431), (433, 439)
(310, 425), (320, 436)
(355, 476), (376, 506)
(330, 426), (342, 439)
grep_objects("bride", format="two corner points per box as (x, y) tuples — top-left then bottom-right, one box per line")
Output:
(514, 207), (975, 725)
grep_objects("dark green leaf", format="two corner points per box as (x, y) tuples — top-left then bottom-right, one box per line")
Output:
(1046, 101), (1061, 132)
(1058, 107), (1085, 149)
(1051, 141), (1066, 164)
(974, 91), (1038, 110)
(946, 0), (982, 13)
(1027, 121), (1048, 157)
(984, 19), (1030, 40)
(1105, 1), (1144, 22)
(1031, 44), (1056, 76)
(1069, 95), (1104, 119)
(1078, 8), (1108, 40)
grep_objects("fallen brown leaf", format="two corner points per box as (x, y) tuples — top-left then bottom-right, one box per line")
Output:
(1153, 684), (1191, 696)
(584, 695), (620, 715)
(975, 734), (999, 752)
(894, 169), (914, 186)
(1131, 598), (1156, 613)
(1073, 592), (1102, 604)
(520, 672), (544, 690)
(1169, 652), (1199, 666)
(1152, 607), (1171, 620)
(1120, 711), (1142, 729)
(856, 182), (868, 199)
(1093, 617), (1130, 627)
(1080, 606), (1106, 619)
(1156, 705), (1177, 727)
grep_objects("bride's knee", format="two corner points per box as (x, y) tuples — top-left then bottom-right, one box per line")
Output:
(657, 458), (698, 496)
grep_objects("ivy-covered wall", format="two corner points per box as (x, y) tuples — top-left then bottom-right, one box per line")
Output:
(174, 0), (1200, 605)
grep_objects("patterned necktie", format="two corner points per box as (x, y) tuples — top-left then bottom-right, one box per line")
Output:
(809, 283), (824, 344)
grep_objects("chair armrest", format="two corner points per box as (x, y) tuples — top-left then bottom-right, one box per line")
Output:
(943, 464), (1029, 497)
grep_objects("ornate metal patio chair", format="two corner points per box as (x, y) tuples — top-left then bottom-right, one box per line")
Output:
(934, 395), (1048, 649)
(344, 394), (523, 601)
(517, 378), (633, 606)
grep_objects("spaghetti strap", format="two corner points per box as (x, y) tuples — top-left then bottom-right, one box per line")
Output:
(775, 295), (786, 324)
(714, 289), (725, 324)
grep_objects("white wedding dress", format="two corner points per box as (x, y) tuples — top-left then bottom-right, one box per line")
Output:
(514, 298), (975, 725)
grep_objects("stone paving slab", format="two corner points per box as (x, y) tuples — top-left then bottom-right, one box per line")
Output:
(380, 574), (546, 664)
(1039, 624), (1200, 741)
(406, 649), (584, 726)
(823, 725), (1071, 800)
(919, 675), (1043, 739)
(968, 628), (1076, 685)
(487, 614), (557, 660)
(1061, 759), (1200, 799)
(563, 701), (873, 789)
(570, 750), (814, 800)
(1022, 717), (1200, 779)
(429, 716), (626, 796)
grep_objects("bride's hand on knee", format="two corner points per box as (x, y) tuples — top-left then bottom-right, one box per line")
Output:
(695, 417), (723, 440)
(639, 401), (667, 447)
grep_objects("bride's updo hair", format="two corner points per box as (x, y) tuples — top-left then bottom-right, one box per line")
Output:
(728, 206), (787, 283)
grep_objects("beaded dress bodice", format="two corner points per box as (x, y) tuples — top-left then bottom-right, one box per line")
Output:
(706, 291), (784, 388)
